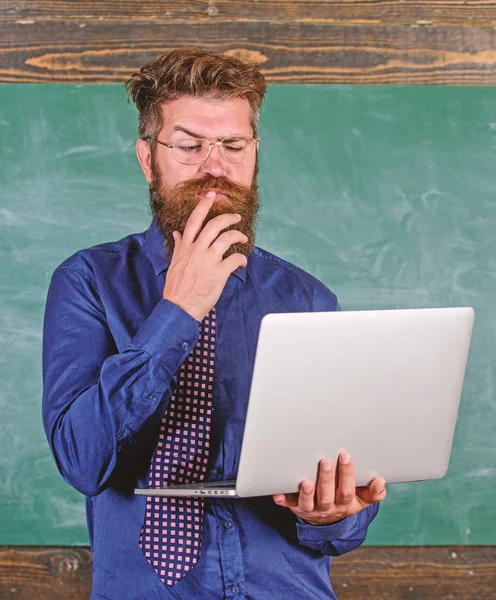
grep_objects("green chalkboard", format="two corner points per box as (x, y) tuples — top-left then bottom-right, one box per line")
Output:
(1, 84), (495, 546)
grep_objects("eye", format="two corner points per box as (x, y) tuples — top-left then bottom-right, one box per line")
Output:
(176, 139), (205, 153)
(178, 143), (202, 153)
(223, 138), (248, 152)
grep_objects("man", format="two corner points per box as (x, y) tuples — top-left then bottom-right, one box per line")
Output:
(42, 49), (386, 600)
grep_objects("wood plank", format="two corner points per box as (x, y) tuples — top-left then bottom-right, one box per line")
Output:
(0, 546), (495, 599)
(2, 0), (496, 27)
(0, 546), (92, 600)
(2, 20), (496, 84)
(332, 546), (496, 600)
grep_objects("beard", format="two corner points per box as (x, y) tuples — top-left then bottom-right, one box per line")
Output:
(149, 156), (260, 259)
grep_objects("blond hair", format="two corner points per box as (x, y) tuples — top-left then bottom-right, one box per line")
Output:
(125, 48), (267, 142)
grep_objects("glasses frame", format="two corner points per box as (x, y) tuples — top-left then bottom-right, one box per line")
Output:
(150, 135), (260, 165)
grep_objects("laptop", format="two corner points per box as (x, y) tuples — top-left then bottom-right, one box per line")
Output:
(134, 307), (474, 499)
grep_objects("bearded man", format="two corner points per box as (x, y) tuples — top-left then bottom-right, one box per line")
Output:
(42, 49), (386, 600)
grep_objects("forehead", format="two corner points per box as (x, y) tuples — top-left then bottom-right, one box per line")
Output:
(160, 96), (252, 137)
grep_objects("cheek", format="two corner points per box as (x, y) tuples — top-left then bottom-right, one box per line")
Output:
(232, 162), (256, 187)
(160, 158), (197, 187)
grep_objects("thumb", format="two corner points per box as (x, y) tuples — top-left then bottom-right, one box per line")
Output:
(356, 478), (387, 506)
(172, 231), (182, 245)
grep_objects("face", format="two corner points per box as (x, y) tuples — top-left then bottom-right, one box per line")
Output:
(136, 96), (260, 257)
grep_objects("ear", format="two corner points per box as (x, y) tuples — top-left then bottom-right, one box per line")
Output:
(136, 138), (153, 183)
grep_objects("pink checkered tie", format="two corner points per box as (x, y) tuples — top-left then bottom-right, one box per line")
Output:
(139, 308), (216, 586)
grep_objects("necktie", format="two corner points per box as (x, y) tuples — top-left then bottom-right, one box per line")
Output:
(139, 308), (216, 586)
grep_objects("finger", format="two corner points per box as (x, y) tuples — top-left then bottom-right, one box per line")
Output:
(169, 231), (182, 264)
(219, 253), (248, 278)
(334, 452), (356, 507)
(315, 459), (336, 511)
(273, 493), (299, 508)
(210, 230), (248, 259)
(172, 230), (182, 250)
(182, 194), (216, 244)
(298, 481), (315, 513)
(196, 212), (243, 249)
(356, 477), (387, 506)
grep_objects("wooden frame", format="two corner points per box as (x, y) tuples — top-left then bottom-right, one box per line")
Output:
(2, 1), (496, 84)
(1, 546), (495, 599)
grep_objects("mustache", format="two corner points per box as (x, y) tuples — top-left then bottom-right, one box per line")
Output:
(166, 174), (254, 201)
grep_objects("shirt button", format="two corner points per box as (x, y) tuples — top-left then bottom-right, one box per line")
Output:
(230, 584), (240, 594)
(148, 393), (157, 400)
(181, 342), (189, 351)
(210, 467), (219, 476)
(224, 520), (234, 530)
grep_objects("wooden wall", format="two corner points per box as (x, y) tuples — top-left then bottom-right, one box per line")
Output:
(1, 545), (495, 599)
(1, 0), (496, 84)
(2, 1), (496, 598)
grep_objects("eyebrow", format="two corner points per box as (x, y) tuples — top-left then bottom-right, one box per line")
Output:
(171, 125), (204, 138)
(171, 125), (246, 140)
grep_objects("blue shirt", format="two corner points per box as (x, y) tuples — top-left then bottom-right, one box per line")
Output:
(42, 218), (379, 600)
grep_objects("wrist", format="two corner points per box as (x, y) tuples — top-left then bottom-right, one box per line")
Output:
(298, 515), (347, 526)
(163, 295), (204, 322)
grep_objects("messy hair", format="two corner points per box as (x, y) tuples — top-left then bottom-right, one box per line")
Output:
(125, 48), (267, 143)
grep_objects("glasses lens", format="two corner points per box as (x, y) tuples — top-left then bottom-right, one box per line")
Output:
(221, 137), (253, 163)
(173, 139), (209, 165)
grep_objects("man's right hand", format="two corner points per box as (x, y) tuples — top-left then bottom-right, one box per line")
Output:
(162, 191), (248, 322)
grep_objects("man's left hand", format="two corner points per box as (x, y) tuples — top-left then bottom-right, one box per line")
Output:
(273, 453), (387, 526)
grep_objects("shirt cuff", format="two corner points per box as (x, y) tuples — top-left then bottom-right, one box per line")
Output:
(130, 298), (200, 373)
(296, 513), (359, 543)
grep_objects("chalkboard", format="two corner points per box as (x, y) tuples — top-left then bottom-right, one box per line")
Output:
(1, 84), (495, 546)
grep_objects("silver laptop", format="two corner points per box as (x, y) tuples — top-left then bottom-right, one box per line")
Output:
(135, 307), (474, 499)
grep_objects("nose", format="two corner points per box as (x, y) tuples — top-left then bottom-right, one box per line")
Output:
(199, 143), (227, 178)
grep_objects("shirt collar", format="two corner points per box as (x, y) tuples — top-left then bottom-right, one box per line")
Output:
(143, 218), (247, 282)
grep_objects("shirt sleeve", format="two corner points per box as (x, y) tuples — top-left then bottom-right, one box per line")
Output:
(295, 503), (379, 556)
(42, 266), (199, 497)
(311, 281), (341, 313)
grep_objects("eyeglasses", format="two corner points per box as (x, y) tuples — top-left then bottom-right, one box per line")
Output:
(150, 135), (260, 165)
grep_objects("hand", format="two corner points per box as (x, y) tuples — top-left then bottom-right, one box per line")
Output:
(273, 453), (387, 526)
(163, 192), (248, 321)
